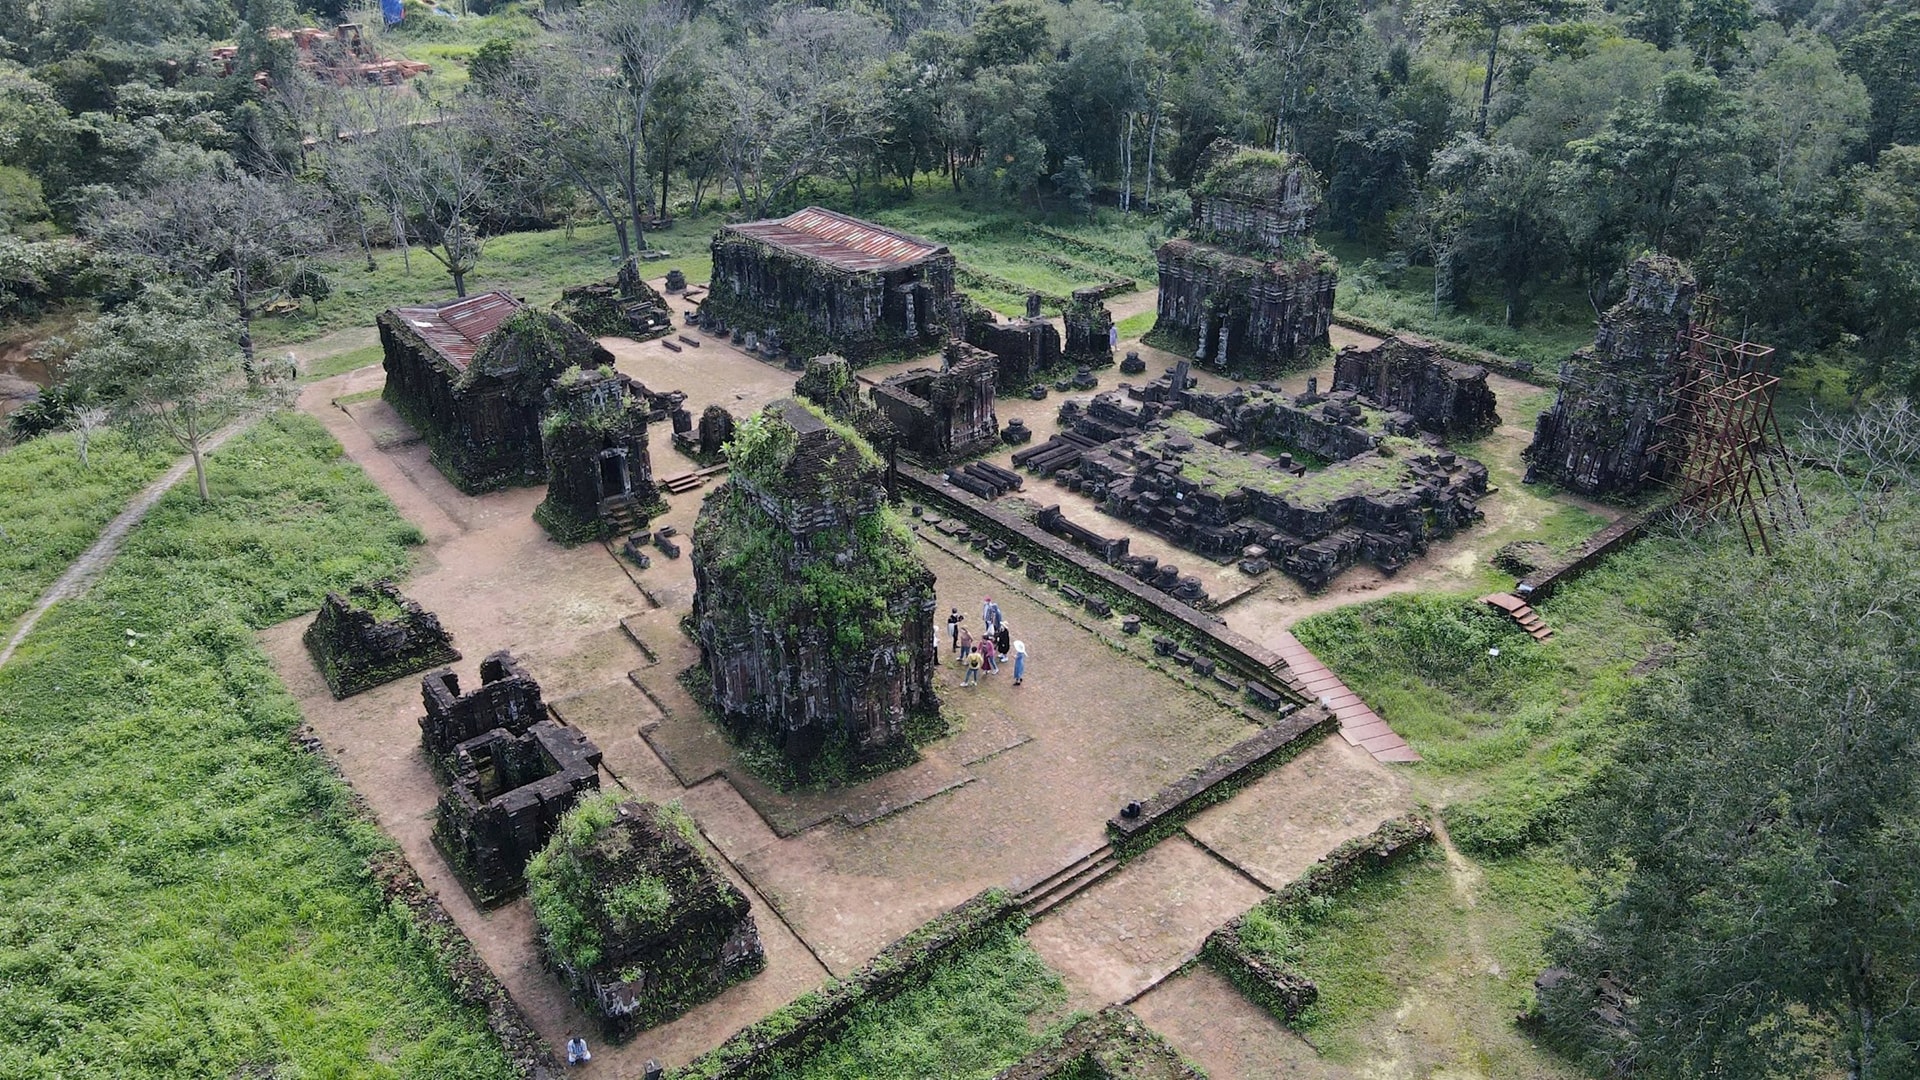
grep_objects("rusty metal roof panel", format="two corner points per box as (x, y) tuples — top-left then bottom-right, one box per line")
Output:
(391, 291), (522, 371)
(729, 207), (945, 272)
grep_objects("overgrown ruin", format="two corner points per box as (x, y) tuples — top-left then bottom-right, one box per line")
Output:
(433, 718), (603, 906)
(303, 580), (460, 699)
(703, 207), (958, 363)
(1148, 142), (1338, 377)
(419, 651), (545, 760)
(871, 341), (1001, 465)
(691, 399), (940, 784)
(553, 263), (673, 342)
(1524, 255), (1698, 496)
(534, 366), (662, 543)
(1332, 334), (1499, 439)
(528, 795), (765, 1041)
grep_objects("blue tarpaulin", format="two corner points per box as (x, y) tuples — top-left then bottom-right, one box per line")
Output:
(381, 0), (405, 25)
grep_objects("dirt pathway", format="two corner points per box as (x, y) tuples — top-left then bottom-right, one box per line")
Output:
(0, 418), (251, 671)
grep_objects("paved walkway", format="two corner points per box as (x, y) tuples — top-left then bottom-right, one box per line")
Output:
(1270, 630), (1420, 763)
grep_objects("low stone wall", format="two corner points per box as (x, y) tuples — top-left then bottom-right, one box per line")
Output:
(1332, 312), (1553, 388)
(668, 889), (1023, 1080)
(1515, 509), (1657, 601)
(1108, 708), (1339, 860)
(897, 465), (1299, 694)
(1203, 814), (1434, 1022)
(992, 1006), (1203, 1079)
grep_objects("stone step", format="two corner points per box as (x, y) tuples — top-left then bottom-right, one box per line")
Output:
(1017, 843), (1117, 918)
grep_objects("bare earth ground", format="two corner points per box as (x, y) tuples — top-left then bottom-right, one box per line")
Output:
(254, 284), (1591, 1076)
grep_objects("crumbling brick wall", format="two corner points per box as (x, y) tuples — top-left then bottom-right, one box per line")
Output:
(1524, 255), (1696, 496)
(303, 580), (459, 699)
(1062, 288), (1115, 367)
(870, 342), (1000, 465)
(1333, 334), (1499, 439)
(419, 651), (545, 760)
(432, 719), (602, 905)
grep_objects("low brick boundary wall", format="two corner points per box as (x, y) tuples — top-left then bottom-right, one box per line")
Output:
(1108, 707), (1339, 860)
(898, 464), (1300, 697)
(669, 889), (1022, 1080)
(1515, 508), (1660, 601)
(1203, 814), (1435, 1022)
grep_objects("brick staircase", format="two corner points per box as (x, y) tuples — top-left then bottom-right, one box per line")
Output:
(1481, 592), (1554, 641)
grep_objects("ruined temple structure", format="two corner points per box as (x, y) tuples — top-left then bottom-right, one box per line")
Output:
(535, 366), (661, 543)
(419, 651), (546, 761)
(532, 798), (764, 1041)
(1332, 334), (1499, 439)
(379, 292), (614, 491)
(960, 294), (1064, 393)
(1524, 255), (1697, 496)
(1149, 141), (1337, 377)
(792, 353), (896, 449)
(553, 262), (673, 342)
(1062, 288), (1117, 368)
(1030, 380), (1486, 590)
(704, 207), (958, 363)
(303, 580), (459, 699)
(871, 341), (1000, 465)
(432, 718), (602, 905)
(692, 399), (941, 782)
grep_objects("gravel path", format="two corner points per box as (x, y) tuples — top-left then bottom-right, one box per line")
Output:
(0, 419), (251, 671)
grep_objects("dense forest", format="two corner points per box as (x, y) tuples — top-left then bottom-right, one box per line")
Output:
(1, 0), (1917, 405)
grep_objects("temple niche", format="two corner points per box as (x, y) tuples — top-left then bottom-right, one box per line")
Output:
(528, 795), (764, 1041)
(1524, 255), (1697, 497)
(1149, 141), (1337, 377)
(691, 399), (941, 783)
(303, 580), (459, 699)
(534, 366), (662, 543)
(871, 341), (1000, 465)
(1332, 334), (1499, 439)
(379, 293), (613, 492)
(703, 207), (958, 363)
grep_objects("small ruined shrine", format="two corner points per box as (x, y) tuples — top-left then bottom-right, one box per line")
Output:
(535, 365), (662, 543)
(871, 341), (1001, 465)
(1149, 141), (1338, 377)
(378, 292), (612, 491)
(691, 399), (940, 782)
(303, 580), (459, 699)
(1332, 334), (1499, 439)
(703, 207), (958, 362)
(528, 795), (764, 1041)
(1524, 255), (1696, 496)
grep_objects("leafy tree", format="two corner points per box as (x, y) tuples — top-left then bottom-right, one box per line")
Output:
(1245, 0), (1365, 152)
(1499, 36), (1688, 159)
(1739, 24), (1869, 197)
(1848, 146), (1920, 396)
(1545, 510), (1920, 1079)
(971, 0), (1051, 68)
(64, 284), (252, 502)
(1430, 0), (1581, 137)
(1841, 7), (1920, 160)
(1050, 155), (1093, 221)
(1413, 135), (1566, 324)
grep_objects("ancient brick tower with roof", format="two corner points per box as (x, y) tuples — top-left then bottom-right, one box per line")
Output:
(703, 207), (959, 363)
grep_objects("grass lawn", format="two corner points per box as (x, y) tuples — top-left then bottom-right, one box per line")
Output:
(782, 925), (1072, 1080)
(0, 431), (172, 641)
(0, 413), (509, 1078)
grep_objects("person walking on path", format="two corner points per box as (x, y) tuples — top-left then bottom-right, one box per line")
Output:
(979, 635), (998, 673)
(995, 623), (1012, 658)
(964, 648), (983, 686)
(982, 596), (1002, 634)
(947, 607), (965, 654)
(957, 627), (972, 665)
(1012, 640), (1027, 685)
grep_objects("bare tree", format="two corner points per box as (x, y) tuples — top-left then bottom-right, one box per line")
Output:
(491, 0), (694, 268)
(68, 404), (109, 470)
(1801, 398), (1920, 540)
(359, 107), (500, 297)
(87, 171), (326, 377)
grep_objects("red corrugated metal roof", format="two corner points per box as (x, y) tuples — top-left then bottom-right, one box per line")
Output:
(391, 291), (522, 371)
(729, 207), (945, 272)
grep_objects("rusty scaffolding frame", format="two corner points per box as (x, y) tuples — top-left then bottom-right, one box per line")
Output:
(1648, 314), (1803, 554)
